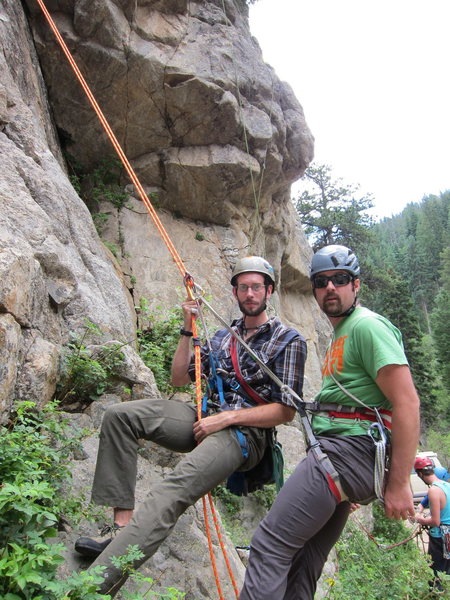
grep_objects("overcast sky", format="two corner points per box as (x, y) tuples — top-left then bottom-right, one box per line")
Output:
(249, 0), (450, 220)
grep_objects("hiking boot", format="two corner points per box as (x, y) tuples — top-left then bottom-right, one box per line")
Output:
(74, 522), (124, 558)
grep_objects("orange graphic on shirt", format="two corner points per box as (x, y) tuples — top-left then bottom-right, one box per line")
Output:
(322, 335), (348, 377)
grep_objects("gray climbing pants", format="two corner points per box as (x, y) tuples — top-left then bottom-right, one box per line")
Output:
(89, 398), (267, 596)
(240, 434), (377, 600)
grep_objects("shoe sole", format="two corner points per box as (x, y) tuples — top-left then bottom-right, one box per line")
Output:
(74, 537), (112, 558)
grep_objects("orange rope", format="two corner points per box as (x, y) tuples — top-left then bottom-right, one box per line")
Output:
(208, 493), (240, 598)
(188, 294), (238, 598)
(34, 2), (239, 596)
(203, 496), (225, 600)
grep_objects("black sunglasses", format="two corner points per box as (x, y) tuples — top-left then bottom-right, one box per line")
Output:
(313, 272), (353, 289)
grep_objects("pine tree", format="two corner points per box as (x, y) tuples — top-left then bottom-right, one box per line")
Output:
(431, 246), (450, 392)
(361, 267), (435, 424)
(294, 164), (374, 251)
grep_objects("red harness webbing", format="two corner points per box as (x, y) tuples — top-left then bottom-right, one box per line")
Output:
(326, 409), (392, 430)
(229, 336), (267, 405)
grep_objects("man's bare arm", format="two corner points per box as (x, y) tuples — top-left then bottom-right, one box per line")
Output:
(415, 486), (442, 527)
(193, 403), (296, 443)
(171, 299), (198, 386)
(376, 364), (420, 520)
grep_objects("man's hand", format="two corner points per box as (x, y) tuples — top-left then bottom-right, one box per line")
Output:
(171, 296), (202, 387)
(383, 481), (415, 520)
(181, 298), (200, 329)
(375, 364), (420, 522)
(193, 412), (232, 443)
(192, 403), (295, 443)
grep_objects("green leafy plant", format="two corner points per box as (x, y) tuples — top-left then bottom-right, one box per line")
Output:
(70, 173), (82, 195)
(251, 486), (277, 511)
(212, 483), (277, 548)
(92, 212), (110, 235)
(103, 240), (120, 257)
(0, 401), (106, 599)
(149, 191), (160, 209)
(56, 319), (126, 407)
(44, 566), (110, 600)
(212, 484), (244, 517)
(327, 503), (450, 599)
(86, 157), (128, 210)
(136, 303), (189, 395)
(0, 401), (186, 599)
(109, 546), (185, 599)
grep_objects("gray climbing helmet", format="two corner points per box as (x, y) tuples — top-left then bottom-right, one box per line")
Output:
(231, 256), (276, 289)
(310, 245), (360, 279)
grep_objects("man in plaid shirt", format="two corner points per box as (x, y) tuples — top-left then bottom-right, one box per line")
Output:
(75, 256), (307, 596)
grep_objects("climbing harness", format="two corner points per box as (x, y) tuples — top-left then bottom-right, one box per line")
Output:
(227, 334), (294, 495)
(326, 370), (391, 502)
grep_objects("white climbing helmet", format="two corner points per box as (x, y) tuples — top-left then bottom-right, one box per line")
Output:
(231, 256), (276, 289)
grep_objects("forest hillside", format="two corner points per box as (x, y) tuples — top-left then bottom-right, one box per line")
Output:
(295, 164), (449, 459)
(362, 191), (450, 458)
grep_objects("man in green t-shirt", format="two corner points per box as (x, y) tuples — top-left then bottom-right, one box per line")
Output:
(241, 244), (420, 600)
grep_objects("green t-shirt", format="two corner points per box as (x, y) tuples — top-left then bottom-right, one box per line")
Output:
(312, 306), (408, 437)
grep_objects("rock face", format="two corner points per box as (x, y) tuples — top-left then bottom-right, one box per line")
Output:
(26, 0), (312, 221)
(0, 0), (336, 598)
(1, 0), (330, 413)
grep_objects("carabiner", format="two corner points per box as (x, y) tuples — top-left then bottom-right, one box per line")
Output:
(368, 422), (387, 446)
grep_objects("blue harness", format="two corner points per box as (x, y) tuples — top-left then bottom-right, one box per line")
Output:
(202, 349), (249, 458)
(203, 329), (300, 462)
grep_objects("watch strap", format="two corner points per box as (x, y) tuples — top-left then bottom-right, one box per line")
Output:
(179, 328), (193, 337)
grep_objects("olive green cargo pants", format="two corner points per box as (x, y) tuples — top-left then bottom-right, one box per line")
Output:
(89, 398), (266, 596)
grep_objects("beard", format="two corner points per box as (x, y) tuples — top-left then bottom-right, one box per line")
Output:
(238, 295), (267, 317)
(321, 293), (344, 317)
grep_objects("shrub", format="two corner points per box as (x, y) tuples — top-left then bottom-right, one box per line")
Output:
(0, 401), (102, 599)
(137, 302), (189, 395)
(56, 319), (126, 408)
(92, 212), (110, 235)
(327, 502), (450, 599)
(0, 402), (186, 599)
(83, 157), (128, 210)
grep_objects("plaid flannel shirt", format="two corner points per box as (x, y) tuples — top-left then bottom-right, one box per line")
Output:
(188, 316), (307, 411)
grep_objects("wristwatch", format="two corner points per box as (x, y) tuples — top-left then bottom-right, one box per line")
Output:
(179, 328), (193, 337)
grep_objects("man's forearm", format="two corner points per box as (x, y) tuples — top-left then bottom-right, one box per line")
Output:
(218, 403), (296, 429)
(376, 365), (420, 487)
(375, 364), (420, 519)
(171, 335), (193, 386)
(387, 404), (420, 487)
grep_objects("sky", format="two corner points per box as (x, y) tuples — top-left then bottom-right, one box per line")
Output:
(249, 0), (450, 220)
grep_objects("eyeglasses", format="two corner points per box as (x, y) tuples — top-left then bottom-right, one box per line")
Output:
(313, 273), (353, 289)
(236, 283), (266, 293)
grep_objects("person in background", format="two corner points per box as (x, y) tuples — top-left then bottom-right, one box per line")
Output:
(240, 244), (420, 600)
(414, 456), (450, 587)
(416, 464), (450, 514)
(74, 256), (307, 596)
